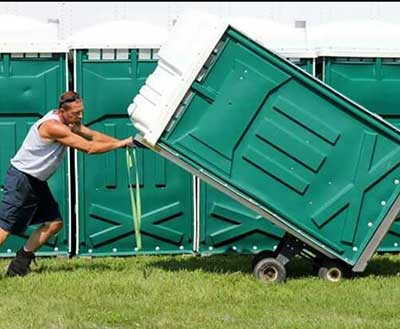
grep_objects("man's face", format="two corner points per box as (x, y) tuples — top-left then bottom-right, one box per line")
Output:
(62, 101), (84, 126)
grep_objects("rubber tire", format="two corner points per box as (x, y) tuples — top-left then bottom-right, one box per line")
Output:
(253, 258), (286, 283)
(318, 261), (347, 282)
(251, 250), (276, 269)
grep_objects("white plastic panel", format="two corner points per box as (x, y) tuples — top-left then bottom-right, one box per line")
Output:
(152, 49), (160, 60)
(87, 49), (101, 60)
(101, 49), (115, 60)
(127, 13), (228, 145)
(39, 53), (53, 58)
(116, 49), (129, 60)
(24, 53), (39, 58)
(10, 53), (24, 58)
(138, 49), (152, 60)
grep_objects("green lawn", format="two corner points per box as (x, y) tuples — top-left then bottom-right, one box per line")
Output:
(0, 253), (399, 329)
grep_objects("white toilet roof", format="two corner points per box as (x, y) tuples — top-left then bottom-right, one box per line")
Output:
(230, 16), (316, 58)
(0, 14), (66, 52)
(68, 19), (169, 49)
(310, 19), (400, 57)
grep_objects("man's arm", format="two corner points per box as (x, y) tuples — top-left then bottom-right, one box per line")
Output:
(40, 120), (133, 154)
(70, 124), (120, 143)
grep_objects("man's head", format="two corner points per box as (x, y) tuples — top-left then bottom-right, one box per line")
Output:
(58, 91), (83, 126)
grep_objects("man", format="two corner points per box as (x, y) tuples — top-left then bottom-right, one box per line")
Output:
(0, 91), (135, 277)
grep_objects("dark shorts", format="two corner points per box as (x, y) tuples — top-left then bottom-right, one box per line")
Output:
(0, 165), (62, 234)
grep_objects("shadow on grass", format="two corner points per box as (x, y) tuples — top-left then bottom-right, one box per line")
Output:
(147, 254), (315, 278)
(147, 253), (400, 280)
(33, 261), (119, 274)
(0, 259), (128, 280)
(361, 254), (400, 277)
(148, 254), (255, 274)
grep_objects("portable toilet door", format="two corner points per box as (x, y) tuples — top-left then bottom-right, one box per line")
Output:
(0, 15), (70, 257)
(195, 16), (316, 255)
(311, 19), (400, 253)
(68, 20), (195, 256)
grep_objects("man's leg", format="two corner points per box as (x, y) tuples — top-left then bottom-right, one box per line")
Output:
(24, 220), (63, 252)
(6, 178), (62, 277)
(0, 228), (10, 246)
(6, 220), (63, 277)
(0, 166), (28, 250)
(0, 166), (37, 277)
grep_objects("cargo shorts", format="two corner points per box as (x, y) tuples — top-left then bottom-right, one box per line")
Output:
(0, 165), (62, 234)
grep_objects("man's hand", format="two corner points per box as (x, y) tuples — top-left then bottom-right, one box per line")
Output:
(119, 136), (135, 148)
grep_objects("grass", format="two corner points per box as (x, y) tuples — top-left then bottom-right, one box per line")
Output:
(0, 253), (400, 329)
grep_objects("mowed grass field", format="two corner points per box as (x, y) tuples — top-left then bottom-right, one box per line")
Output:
(0, 253), (399, 329)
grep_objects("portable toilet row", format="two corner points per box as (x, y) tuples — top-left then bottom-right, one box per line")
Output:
(0, 14), (299, 258)
(2, 14), (400, 258)
(0, 15), (70, 256)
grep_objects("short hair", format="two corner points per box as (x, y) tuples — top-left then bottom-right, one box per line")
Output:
(59, 91), (82, 110)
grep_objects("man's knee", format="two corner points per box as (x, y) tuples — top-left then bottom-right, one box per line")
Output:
(44, 220), (63, 234)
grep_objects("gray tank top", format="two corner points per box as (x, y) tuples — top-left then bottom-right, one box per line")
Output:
(11, 110), (67, 181)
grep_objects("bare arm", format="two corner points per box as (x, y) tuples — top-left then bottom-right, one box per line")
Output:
(40, 120), (133, 154)
(70, 124), (120, 143)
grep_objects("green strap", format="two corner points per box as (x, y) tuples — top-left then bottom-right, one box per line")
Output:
(126, 147), (142, 251)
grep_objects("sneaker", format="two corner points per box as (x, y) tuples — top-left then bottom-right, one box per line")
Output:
(6, 248), (36, 277)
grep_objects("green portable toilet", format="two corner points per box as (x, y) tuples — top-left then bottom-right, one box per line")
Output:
(69, 20), (195, 256)
(196, 17), (316, 255)
(128, 13), (400, 281)
(0, 15), (70, 257)
(313, 19), (400, 252)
